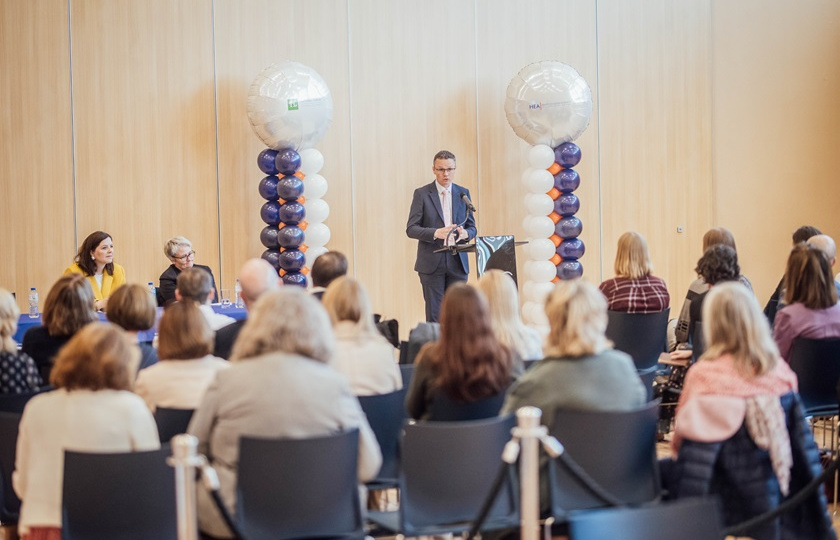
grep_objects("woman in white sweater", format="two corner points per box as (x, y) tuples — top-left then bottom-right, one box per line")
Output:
(134, 300), (228, 412)
(13, 322), (160, 540)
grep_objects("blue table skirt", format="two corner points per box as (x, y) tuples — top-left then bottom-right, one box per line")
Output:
(14, 304), (247, 345)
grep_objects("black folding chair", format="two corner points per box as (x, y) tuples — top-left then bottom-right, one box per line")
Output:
(154, 407), (195, 444)
(357, 389), (406, 489)
(0, 412), (22, 525)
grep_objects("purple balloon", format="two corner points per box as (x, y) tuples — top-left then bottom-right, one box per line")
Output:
(557, 238), (586, 260)
(260, 201), (282, 226)
(257, 149), (280, 175)
(260, 226), (280, 249)
(554, 193), (580, 216)
(553, 169), (580, 193)
(277, 225), (305, 248)
(274, 148), (301, 175)
(258, 175), (280, 200)
(278, 201), (306, 224)
(554, 142), (582, 168)
(278, 249), (306, 272)
(277, 175), (304, 200)
(261, 249), (282, 271)
(555, 216), (583, 239)
(556, 260), (584, 280)
(282, 271), (307, 287)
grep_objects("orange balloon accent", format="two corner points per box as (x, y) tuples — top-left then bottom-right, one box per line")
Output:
(278, 198), (286, 205)
(279, 247), (286, 253)
(299, 244), (309, 252)
(549, 212), (561, 224)
(278, 222), (286, 229)
(547, 187), (561, 200)
(279, 269), (287, 277)
(294, 171), (306, 179)
(551, 276), (560, 284)
(548, 162), (561, 175)
(301, 267), (310, 275)
(550, 254), (562, 265)
(299, 195), (306, 204)
(550, 234), (562, 247)
(299, 221), (308, 231)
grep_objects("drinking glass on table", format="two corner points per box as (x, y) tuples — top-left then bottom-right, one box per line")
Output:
(220, 289), (231, 308)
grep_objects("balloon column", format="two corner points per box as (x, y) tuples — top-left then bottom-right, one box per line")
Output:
(504, 61), (592, 325)
(247, 62), (333, 286)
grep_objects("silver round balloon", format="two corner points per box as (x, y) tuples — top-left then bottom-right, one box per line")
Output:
(247, 61), (334, 151)
(504, 61), (592, 146)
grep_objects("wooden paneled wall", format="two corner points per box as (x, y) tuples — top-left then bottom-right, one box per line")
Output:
(2, 0), (839, 337)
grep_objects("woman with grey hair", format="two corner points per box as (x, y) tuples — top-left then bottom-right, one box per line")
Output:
(187, 288), (382, 539)
(157, 235), (217, 306)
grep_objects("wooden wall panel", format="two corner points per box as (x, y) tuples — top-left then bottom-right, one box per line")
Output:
(348, 0), (478, 330)
(475, 0), (599, 288)
(213, 0), (352, 292)
(0, 0), (75, 311)
(712, 0), (840, 304)
(597, 0), (713, 308)
(70, 0), (219, 289)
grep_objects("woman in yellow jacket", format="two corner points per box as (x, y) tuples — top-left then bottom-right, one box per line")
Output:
(64, 231), (126, 311)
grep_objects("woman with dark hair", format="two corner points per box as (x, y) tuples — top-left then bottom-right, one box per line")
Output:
(64, 231), (126, 311)
(405, 283), (515, 421)
(21, 275), (99, 381)
(773, 243), (840, 360)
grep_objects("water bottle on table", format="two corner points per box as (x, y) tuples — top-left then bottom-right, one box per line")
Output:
(148, 281), (156, 296)
(28, 287), (39, 318)
(234, 278), (244, 309)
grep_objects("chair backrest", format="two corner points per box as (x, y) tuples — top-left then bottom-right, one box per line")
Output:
(357, 389), (406, 485)
(237, 429), (362, 540)
(62, 447), (177, 540)
(692, 321), (706, 363)
(399, 415), (518, 532)
(605, 309), (670, 371)
(547, 401), (661, 519)
(404, 322), (440, 364)
(427, 386), (509, 422)
(399, 364), (415, 390)
(0, 386), (53, 414)
(788, 337), (840, 416)
(0, 412), (22, 524)
(568, 497), (724, 540)
(153, 407), (195, 444)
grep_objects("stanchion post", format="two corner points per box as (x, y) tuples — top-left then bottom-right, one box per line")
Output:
(169, 434), (202, 540)
(515, 406), (542, 540)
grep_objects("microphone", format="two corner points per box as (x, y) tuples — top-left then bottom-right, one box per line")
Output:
(460, 192), (477, 212)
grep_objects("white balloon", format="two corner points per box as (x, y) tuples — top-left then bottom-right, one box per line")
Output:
(304, 173), (328, 199)
(305, 223), (331, 247)
(521, 281), (536, 304)
(529, 281), (555, 304)
(528, 144), (555, 170)
(521, 167), (535, 187)
(526, 215), (555, 238)
(528, 238), (556, 260)
(299, 148), (324, 175)
(304, 198), (330, 223)
(528, 260), (557, 283)
(525, 193), (554, 216)
(304, 246), (328, 267)
(527, 169), (554, 194)
(522, 301), (542, 325)
(247, 61), (334, 150)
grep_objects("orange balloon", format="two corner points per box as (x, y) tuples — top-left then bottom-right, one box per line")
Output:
(301, 267), (310, 275)
(299, 195), (306, 205)
(279, 269), (287, 277)
(299, 244), (309, 252)
(549, 212), (561, 224)
(278, 198), (286, 205)
(550, 234), (562, 247)
(551, 276), (560, 284)
(294, 171), (306, 179)
(547, 187), (561, 200)
(550, 254), (562, 265)
(548, 162), (561, 175)
(299, 221), (308, 231)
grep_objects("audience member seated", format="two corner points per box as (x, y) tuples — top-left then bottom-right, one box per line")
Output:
(806, 234), (840, 297)
(63, 230), (126, 312)
(672, 227), (753, 350)
(214, 258), (280, 360)
(405, 283), (515, 421)
(598, 231), (670, 313)
(13, 323), (160, 540)
(477, 270), (542, 366)
(309, 250), (348, 300)
(663, 282), (833, 539)
(106, 283), (159, 374)
(322, 276), (401, 396)
(176, 267), (234, 331)
(772, 243), (840, 361)
(157, 235), (218, 307)
(188, 288), (381, 539)
(21, 275), (98, 381)
(134, 301), (228, 412)
(0, 288), (42, 393)
(764, 225), (821, 325)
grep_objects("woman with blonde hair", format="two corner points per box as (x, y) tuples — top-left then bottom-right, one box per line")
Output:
(106, 283), (159, 374)
(477, 270), (542, 364)
(322, 276), (401, 395)
(21, 275), (98, 381)
(188, 288), (381, 539)
(13, 323), (159, 540)
(0, 289), (42, 393)
(599, 232), (670, 313)
(134, 301), (228, 412)
(157, 235), (217, 307)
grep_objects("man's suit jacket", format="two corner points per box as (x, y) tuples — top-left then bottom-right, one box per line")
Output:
(157, 264), (218, 307)
(406, 181), (477, 274)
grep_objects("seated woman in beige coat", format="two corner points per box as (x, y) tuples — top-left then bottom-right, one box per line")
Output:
(188, 288), (382, 539)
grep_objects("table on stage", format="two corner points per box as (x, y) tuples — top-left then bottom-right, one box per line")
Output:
(14, 304), (247, 345)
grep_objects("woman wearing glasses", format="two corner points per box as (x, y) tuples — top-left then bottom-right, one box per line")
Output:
(157, 236), (218, 306)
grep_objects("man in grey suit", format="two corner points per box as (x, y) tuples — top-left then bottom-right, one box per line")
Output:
(406, 150), (477, 322)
